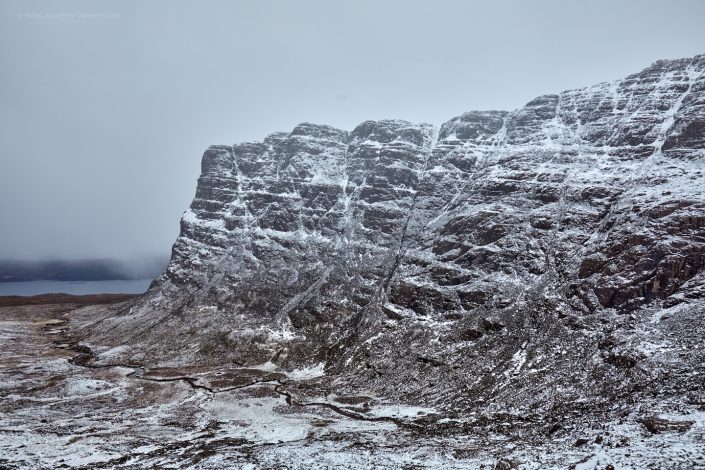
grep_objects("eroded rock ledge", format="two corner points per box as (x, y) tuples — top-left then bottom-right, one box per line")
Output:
(83, 55), (705, 424)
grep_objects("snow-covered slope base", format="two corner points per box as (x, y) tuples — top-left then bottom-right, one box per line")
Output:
(74, 55), (705, 466)
(4, 302), (704, 469)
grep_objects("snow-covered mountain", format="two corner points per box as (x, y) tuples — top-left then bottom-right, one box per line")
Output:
(87, 54), (705, 419)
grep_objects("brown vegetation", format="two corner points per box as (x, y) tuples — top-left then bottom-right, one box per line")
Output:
(0, 293), (139, 307)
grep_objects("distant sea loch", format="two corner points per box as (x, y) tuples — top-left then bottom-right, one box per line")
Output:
(0, 279), (153, 296)
(0, 257), (166, 296)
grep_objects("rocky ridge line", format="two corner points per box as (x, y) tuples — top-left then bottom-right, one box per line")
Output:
(84, 54), (705, 417)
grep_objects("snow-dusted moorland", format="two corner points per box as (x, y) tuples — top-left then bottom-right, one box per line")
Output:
(3, 54), (705, 468)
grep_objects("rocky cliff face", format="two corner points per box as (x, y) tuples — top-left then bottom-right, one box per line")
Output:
(90, 55), (705, 417)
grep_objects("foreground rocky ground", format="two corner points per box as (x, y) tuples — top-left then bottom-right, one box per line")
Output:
(1, 299), (703, 469)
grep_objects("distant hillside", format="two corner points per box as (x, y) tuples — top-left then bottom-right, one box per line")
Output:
(0, 257), (169, 282)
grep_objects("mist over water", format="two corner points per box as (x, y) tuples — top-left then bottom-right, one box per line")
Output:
(0, 256), (168, 282)
(0, 279), (152, 296)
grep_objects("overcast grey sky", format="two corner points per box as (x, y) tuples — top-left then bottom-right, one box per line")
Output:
(1, 0), (704, 260)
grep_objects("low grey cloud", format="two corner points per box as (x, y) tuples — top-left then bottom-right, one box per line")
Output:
(2, 0), (704, 260)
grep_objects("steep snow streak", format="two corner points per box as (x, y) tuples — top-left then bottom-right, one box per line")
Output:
(275, 266), (334, 325)
(374, 125), (439, 301)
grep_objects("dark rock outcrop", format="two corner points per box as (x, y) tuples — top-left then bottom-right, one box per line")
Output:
(88, 54), (705, 417)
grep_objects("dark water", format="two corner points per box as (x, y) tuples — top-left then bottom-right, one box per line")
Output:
(0, 279), (152, 296)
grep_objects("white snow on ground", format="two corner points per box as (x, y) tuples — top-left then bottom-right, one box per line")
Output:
(508, 341), (529, 375)
(94, 344), (132, 361)
(366, 404), (436, 419)
(250, 360), (277, 372)
(286, 362), (326, 380)
(247, 361), (325, 380)
(62, 378), (114, 396)
(203, 394), (313, 443)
